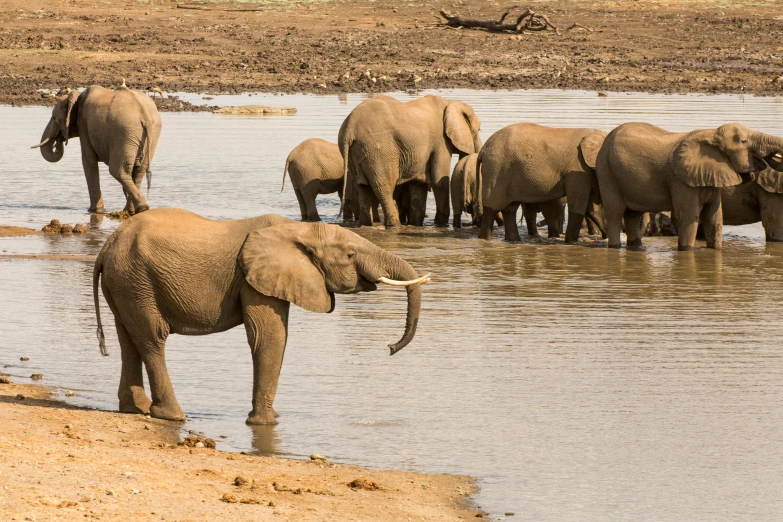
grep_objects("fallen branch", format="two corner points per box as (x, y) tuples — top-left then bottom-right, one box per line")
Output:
(566, 23), (594, 32)
(176, 4), (267, 12)
(439, 7), (561, 36)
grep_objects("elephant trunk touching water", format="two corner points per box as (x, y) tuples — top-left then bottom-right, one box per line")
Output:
(94, 209), (429, 424)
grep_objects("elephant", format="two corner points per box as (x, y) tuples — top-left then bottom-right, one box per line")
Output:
(339, 94), (482, 228)
(282, 138), (344, 222)
(596, 122), (782, 250)
(477, 123), (607, 242)
(721, 163), (783, 241)
(33, 84), (162, 215)
(93, 208), (430, 425)
(522, 200), (607, 238)
(450, 153), (503, 228)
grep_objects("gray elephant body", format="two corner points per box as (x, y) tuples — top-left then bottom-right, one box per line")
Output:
(721, 168), (783, 241)
(477, 123), (607, 242)
(36, 85), (162, 214)
(596, 122), (779, 250)
(283, 138), (344, 222)
(450, 154), (502, 228)
(339, 95), (481, 228)
(94, 208), (425, 425)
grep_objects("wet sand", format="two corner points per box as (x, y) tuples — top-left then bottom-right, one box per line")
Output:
(0, 382), (480, 520)
(2, 0), (783, 109)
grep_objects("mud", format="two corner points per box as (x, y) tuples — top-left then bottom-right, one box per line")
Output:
(2, 0), (782, 109)
(0, 225), (39, 237)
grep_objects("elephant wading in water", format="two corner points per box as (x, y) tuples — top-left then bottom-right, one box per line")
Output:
(596, 122), (782, 250)
(282, 138), (345, 222)
(477, 123), (607, 242)
(450, 153), (503, 228)
(339, 95), (482, 228)
(93, 208), (430, 424)
(33, 84), (162, 215)
(721, 158), (783, 241)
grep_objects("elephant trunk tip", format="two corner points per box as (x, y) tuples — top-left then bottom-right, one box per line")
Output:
(387, 317), (418, 355)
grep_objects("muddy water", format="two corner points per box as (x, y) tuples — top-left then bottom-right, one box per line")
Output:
(2, 90), (783, 520)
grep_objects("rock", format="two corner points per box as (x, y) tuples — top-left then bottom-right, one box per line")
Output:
(64, 424), (71, 429)
(212, 105), (297, 115)
(505, 513), (515, 517)
(180, 434), (216, 448)
(105, 490), (115, 496)
(144, 424), (150, 430)
(42, 219), (62, 233)
(310, 453), (327, 462)
(195, 441), (204, 448)
(31, 373), (43, 380)
(15, 394), (25, 400)
(20, 356), (29, 361)
(106, 211), (130, 221)
(65, 390), (74, 397)
(347, 477), (381, 491)
(72, 224), (88, 234)
(0, 376), (11, 384)
(234, 476), (248, 487)
(59, 224), (73, 235)
(204, 438), (216, 449)
(220, 492), (238, 503)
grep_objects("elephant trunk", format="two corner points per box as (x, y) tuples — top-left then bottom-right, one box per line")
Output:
(753, 133), (783, 171)
(360, 248), (424, 355)
(37, 119), (64, 163)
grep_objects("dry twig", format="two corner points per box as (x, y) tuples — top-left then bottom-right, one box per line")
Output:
(439, 7), (561, 35)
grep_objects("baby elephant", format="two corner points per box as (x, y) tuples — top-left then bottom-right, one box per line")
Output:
(282, 138), (344, 222)
(94, 208), (430, 425)
(450, 154), (503, 228)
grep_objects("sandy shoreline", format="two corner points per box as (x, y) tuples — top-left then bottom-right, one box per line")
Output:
(1, 0), (782, 110)
(0, 382), (481, 520)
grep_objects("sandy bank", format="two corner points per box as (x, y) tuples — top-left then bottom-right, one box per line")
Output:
(0, 382), (481, 520)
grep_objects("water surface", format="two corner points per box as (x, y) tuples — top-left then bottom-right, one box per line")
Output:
(1, 89), (782, 520)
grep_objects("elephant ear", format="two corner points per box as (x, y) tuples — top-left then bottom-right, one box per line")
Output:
(578, 130), (607, 170)
(239, 224), (335, 313)
(755, 168), (783, 194)
(444, 101), (479, 155)
(669, 130), (743, 187)
(59, 90), (80, 142)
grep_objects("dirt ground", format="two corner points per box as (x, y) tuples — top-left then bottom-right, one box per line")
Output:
(0, 382), (480, 521)
(0, 226), (39, 237)
(1, 0), (782, 109)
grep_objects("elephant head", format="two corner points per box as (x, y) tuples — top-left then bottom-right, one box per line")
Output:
(444, 100), (482, 157)
(239, 222), (429, 354)
(32, 89), (81, 162)
(669, 123), (783, 187)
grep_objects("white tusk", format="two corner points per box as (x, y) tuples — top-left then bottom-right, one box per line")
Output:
(31, 138), (51, 149)
(378, 273), (431, 287)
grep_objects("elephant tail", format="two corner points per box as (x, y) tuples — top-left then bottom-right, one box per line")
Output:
(338, 134), (353, 218)
(93, 252), (108, 357)
(139, 121), (153, 197)
(282, 154), (291, 192)
(475, 153), (484, 220)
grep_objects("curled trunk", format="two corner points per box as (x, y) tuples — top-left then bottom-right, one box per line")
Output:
(754, 133), (783, 171)
(39, 119), (64, 163)
(360, 248), (423, 355)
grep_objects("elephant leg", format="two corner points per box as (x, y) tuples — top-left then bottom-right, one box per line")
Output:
(539, 200), (564, 239)
(495, 212), (504, 226)
(759, 190), (783, 242)
(116, 322), (152, 415)
(81, 149), (105, 213)
(371, 198), (381, 223)
(357, 184), (375, 226)
(671, 185), (701, 251)
(293, 187), (309, 221)
(479, 208), (497, 240)
(700, 196), (723, 249)
(408, 182), (428, 227)
(432, 177), (450, 227)
(111, 161), (148, 215)
(624, 210), (645, 248)
(522, 204), (539, 237)
(502, 202), (521, 241)
(304, 189), (321, 222)
(136, 322), (183, 422)
(241, 287), (290, 426)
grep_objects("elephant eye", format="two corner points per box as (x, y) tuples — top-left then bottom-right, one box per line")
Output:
(741, 139), (748, 144)
(347, 252), (356, 259)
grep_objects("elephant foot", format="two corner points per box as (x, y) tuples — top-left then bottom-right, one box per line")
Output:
(88, 206), (106, 214)
(149, 402), (186, 422)
(608, 243), (621, 249)
(627, 238), (643, 248)
(246, 409), (278, 425)
(119, 395), (151, 415)
(677, 244), (695, 252)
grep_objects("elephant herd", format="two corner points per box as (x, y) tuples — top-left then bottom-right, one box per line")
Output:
(286, 95), (783, 251)
(30, 85), (783, 425)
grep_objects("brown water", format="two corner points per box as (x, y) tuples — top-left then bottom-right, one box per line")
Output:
(2, 90), (783, 520)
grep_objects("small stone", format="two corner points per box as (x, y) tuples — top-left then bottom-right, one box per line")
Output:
(72, 224), (88, 234)
(64, 424), (72, 429)
(268, 501), (276, 507)
(310, 453), (327, 461)
(234, 476), (248, 487)
(131, 489), (139, 494)
(20, 356), (29, 361)
(204, 438), (216, 449)
(31, 373), (43, 380)
(105, 490), (115, 496)
(144, 424), (150, 430)
(59, 224), (73, 235)
(65, 390), (74, 397)
(15, 394), (25, 400)
(195, 441), (204, 448)
(0, 376), (11, 384)
(347, 477), (381, 491)
(220, 492), (238, 503)
(505, 513), (515, 517)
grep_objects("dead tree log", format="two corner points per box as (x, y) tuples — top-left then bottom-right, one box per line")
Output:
(439, 7), (561, 35)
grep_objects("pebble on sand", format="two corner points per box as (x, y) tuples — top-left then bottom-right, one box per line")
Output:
(310, 453), (327, 462)
(20, 356), (29, 361)
(347, 477), (381, 491)
(234, 476), (249, 487)
(65, 390), (74, 396)
(220, 492), (238, 503)
(0, 375), (11, 384)
(30, 373), (43, 380)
